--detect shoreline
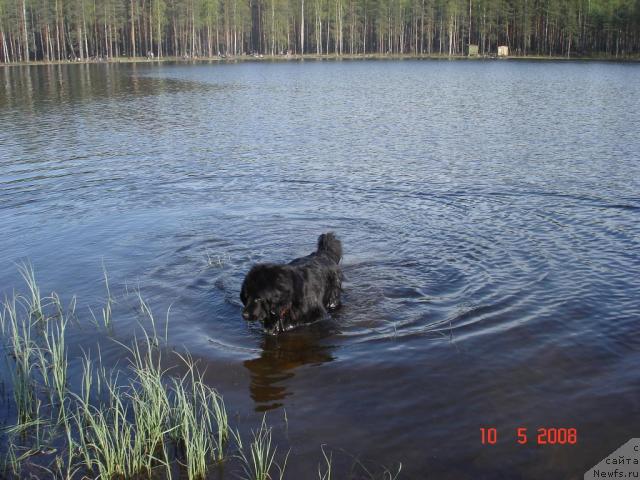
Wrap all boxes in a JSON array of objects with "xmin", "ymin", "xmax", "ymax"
[{"xmin": 2, "ymin": 52, "xmax": 640, "ymax": 67}]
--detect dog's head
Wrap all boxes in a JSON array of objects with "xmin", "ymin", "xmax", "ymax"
[{"xmin": 240, "ymin": 264, "xmax": 299, "ymax": 333}]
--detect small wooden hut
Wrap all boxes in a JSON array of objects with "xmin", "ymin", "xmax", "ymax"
[{"xmin": 498, "ymin": 45, "xmax": 509, "ymax": 57}]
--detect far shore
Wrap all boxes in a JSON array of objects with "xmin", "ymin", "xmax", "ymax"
[{"xmin": 2, "ymin": 52, "xmax": 639, "ymax": 67}]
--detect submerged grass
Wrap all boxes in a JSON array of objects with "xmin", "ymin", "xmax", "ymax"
[{"xmin": 0, "ymin": 264, "xmax": 399, "ymax": 479}]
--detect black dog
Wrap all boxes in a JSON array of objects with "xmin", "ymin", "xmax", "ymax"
[{"xmin": 240, "ymin": 233, "xmax": 343, "ymax": 334}]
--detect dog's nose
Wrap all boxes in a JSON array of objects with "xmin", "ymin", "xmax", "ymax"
[{"xmin": 242, "ymin": 310, "xmax": 250, "ymax": 320}]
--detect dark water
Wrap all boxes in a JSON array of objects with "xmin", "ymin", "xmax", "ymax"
[{"xmin": 1, "ymin": 60, "xmax": 639, "ymax": 479}]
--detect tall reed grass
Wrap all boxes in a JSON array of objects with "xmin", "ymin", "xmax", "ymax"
[
  {"xmin": 0, "ymin": 265, "xmax": 234, "ymax": 479},
  {"xmin": 0, "ymin": 264, "xmax": 398, "ymax": 479}
]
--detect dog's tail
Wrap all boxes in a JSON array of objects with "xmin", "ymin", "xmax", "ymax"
[{"xmin": 317, "ymin": 232, "xmax": 342, "ymax": 263}]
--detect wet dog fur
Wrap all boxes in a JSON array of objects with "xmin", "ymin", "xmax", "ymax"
[{"xmin": 240, "ymin": 233, "xmax": 343, "ymax": 333}]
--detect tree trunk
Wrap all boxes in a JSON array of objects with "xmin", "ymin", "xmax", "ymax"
[
  {"xmin": 131, "ymin": 0, "xmax": 136, "ymax": 57},
  {"xmin": 448, "ymin": 15, "xmax": 453, "ymax": 55},
  {"xmin": 1, "ymin": 31, "xmax": 9, "ymax": 62},
  {"xmin": 19, "ymin": 0, "xmax": 29, "ymax": 61},
  {"xmin": 301, "ymin": 0, "xmax": 304, "ymax": 54},
  {"xmin": 82, "ymin": 2, "xmax": 89, "ymax": 59},
  {"xmin": 363, "ymin": 8, "xmax": 366, "ymax": 54}
]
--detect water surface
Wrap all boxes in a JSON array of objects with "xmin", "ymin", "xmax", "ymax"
[{"xmin": 1, "ymin": 59, "xmax": 639, "ymax": 479}]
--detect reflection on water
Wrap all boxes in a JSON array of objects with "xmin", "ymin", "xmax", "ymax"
[
  {"xmin": 0, "ymin": 63, "xmax": 229, "ymax": 111},
  {"xmin": 244, "ymin": 330, "xmax": 335, "ymax": 412}
]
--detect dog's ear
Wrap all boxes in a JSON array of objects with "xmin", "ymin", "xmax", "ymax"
[
  {"xmin": 271, "ymin": 270, "xmax": 293, "ymax": 306},
  {"xmin": 240, "ymin": 264, "xmax": 267, "ymax": 305},
  {"xmin": 240, "ymin": 279, "xmax": 248, "ymax": 305},
  {"xmin": 269, "ymin": 269, "xmax": 303, "ymax": 319},
  {"xmin": 328, "ymin": 269, "xmax": 341, "ymax": 291},
  {"xmin": 325, "ymin": 268, "xmax": 343, "ymax": 308},
  {"xmin": 284, "ymin": 269, "xmax": 305, "ymax": 320},
  {"xmin": 291, "ymin": 269, "xmax": 304, "ymax": 304}
]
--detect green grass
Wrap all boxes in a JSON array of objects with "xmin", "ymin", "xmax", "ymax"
[
  {"xmin": 318, "ymin": 445, "xmax": 332, "ymax": 480},
  {"xmin": 5, "ymin": 293, "xmax": 39, "ymax": 426},
  {"xmin": 16, "ymin": 262, "xmax": 43, "ymax": 322},
  {"xmin": 0, "ymin": 264, "xmax": 400, "ymax": 479},
  {"xmin": 0, "ymin": 265, "xmax": 246, "ymax": 479},
  {"xmin": 236, "ymin": 415, "xmax": 288, "ymax": 480}
]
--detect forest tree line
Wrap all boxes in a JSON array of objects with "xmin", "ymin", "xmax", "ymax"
[{"xmin": 1, "ymin": 0, "xmax": 639, "ymax": 63}]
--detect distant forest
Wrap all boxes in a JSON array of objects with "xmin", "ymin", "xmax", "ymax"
[{"xmin": 1, "ymin": 0, "xmax": 639, "ymax": 63}]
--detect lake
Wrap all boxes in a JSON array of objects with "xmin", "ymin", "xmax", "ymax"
[{"xmin": 1, "ymin": 59, "xmax": 639, "ymax": 479}]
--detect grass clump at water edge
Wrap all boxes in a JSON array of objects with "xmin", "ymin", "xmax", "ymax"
[
  {"xmin": 0, "ymin": 263, "xmax": 238, "ymax": 479},
  {"xmin": 0, "ymin": 262, "xmax": 401, "ymax": 479}
]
